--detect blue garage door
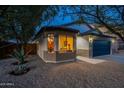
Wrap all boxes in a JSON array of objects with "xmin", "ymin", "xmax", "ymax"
[{"xmin": 92, "ymin": 40, "xmax": 111, "ymax": 57}]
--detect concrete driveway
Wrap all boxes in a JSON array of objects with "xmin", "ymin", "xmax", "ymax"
[
  {"xmin": 77, "ymin": 56, "xmax": 107, "ymax": 64},
  {"xmin": 95, "ymin": 54, "xmax": 124, "ymax": 64}
]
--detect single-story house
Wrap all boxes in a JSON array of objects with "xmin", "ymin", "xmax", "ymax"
[
  {"xmin": 35, "ymin": 26, "xmax": 118, "ymax": 63},
  {"xmin": 36, "ymin": 26, "xmax": 79, "ymax": 63}
]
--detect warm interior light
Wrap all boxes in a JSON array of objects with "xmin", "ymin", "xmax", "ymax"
[
  {"xmin": 59, "ymin": 35, "xmax": 74, "ymax": 52},
  {"xmin": 48, "ymin": 34, "xmax": 54, "ymax": 53}
]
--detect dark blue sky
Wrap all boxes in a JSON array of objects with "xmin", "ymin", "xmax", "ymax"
[
  {"xmin": 35, "ymin": 6, "xmax": 119, "ymax": 33},
  {"xmin": 36, "ymin": 13, "xmax": 89, "ymax": 33}
]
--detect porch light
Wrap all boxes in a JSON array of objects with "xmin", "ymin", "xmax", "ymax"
[
  {"xmin": 89, "ymin": 36, "xmax": 93, "ymax": 43},
  {"xmin": 111, "ymin": 38, "xmax": 115, "ymax": 43}
]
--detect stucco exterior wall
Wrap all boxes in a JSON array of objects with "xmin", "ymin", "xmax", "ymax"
[
  {"xmin": 56, "ymin": 51, "xmax": 76, "ymax": 62},
  {"xmin": 77, "ymin": 36, "xmax": 89, "ymax": 50},
  {"xmin": 37, "ymin": 34, "xmax": 46, "ymax": 59},
  {"xmin": 111, "ymin": 39, "xmax": 119, "ymax": 54},
  {"xmin": 76, "ymin": 36, "xmax": 90, "ymax": 57},
  {"xmin": 77, "ymin": 49, "xmax": 90, "ymax": 57},
  {"xmin": 43, "ymin": 51, "xmax": 57, "ymax": 63},
  {"xmin": 43, "ymin": 51, "xmax": 76, "ymax": 63}
]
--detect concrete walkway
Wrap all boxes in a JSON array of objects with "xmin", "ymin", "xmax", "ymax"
[
  {"xmin": 76, "ymin": 56, "xmax": 107, "ymax": 64},
  {"xmin": 95, "ymin": 54, "xmax": 124, "ymax": 64}
]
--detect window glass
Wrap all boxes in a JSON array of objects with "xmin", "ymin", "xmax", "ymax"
[
  {"xmin": 59, "ymin": 35, "xmax": 67, "ymax": 52},
  {"xmin": 59, "ymin": 35, "xmax": 74, "ymax": 52},
  {"xmin": 48, "ymin": 34, "xmax": 54, "ymax": 53},
  {"xmin": 67, "ymin": 36, "xmax": 73, "ymax": 52}
]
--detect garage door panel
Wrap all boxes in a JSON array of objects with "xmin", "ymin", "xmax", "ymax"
[{"xmin": 93, "ymin": 40, "xmax": 111, "ymax": 57}]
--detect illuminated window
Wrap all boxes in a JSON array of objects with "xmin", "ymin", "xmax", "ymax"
[
  {"xmin": 48, "ymin": 34, "xmax": 54, "ymax": 53},
  {"xmin": 59, "ymin": 35, "xmax": 74, "ymax": 52},
  {"xmin": 67, "ymin": 36, "xmax": 73, "ymax": 51}
]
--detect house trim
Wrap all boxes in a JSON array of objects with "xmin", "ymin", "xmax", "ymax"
[{"xmin": 41, "ymin": 58, "xmax": 76, "ymax": 63}]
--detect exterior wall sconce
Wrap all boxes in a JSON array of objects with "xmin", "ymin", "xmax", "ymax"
[
  {"xmin": 111, "ymin": 38, "xmax": 115, "ymax": 43},
  {"xmin": 89, "ymin": 35, "xmax": 93, "ymax": 43}
]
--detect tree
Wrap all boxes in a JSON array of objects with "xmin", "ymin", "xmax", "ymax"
[
  {"xmin": 63, "ymin": 5, "xmax": 124, "ymax": 42},
  {"xmin": 0, "ymin": 5, "xmax": 59, "ymax": 45},
  {"xmin": 0, "ymin": 6, "xmax": 59, "ymax": 75}
]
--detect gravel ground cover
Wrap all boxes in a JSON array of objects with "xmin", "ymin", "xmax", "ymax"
[{"xmin": 0, "ymin": 55, "xmax": 124, "ymax": 88}]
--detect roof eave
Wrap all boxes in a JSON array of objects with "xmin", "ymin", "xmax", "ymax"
[{"xmin": 79, "ymin": 33, "xmax": 115, "ymax": 38}]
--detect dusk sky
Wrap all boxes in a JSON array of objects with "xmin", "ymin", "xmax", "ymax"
[{"xmin": 36, "ymin": 8, "xmax": 90, "ymax": 33}]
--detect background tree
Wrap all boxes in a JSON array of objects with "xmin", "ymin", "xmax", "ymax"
[
  {"xmin": 0, "ymin": 5, "xmax": 59, "ymax": 74},
  {"xmin": 0, "ymin": 5, "xmax": 58, "ymax": 46},
  {"xmin": 63, "ymin": 5, "xmax": 124, "ymax": 42}
]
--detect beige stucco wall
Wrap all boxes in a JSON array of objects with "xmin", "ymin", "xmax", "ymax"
[
  {"xmin": 76, "ymin": 36, "xmax": 90, "ymax": 57},
  {"xmin": 37, "ymin": 34, "xmax": 46, "ymax": 59},
  {"xmin": 111, "ymin": 39, "xmax": 119, "ymax": 54},
  {"xmin": 77, "ymin": 36, "xmax": 89, "ymax": 50}
]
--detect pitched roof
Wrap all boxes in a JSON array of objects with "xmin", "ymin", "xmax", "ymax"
[
  {"xmin": 40, "ymin": 26, "xmax": 79, "ymax": 33},
  {"xmin": 79, "ymin": 29, "xmax": 115, "ymax": 38},
  {"xmin": 34, "ymin": 26, "xmax": 79, "ymax": 40}
]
